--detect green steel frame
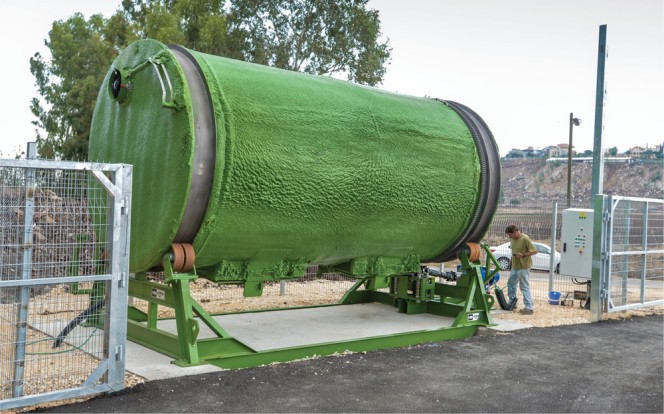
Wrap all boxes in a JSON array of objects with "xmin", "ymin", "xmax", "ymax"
[{"xmin": 125, "ymin": 248, "xmax": 496, "ymax": 369}]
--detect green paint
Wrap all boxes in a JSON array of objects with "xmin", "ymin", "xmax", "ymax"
[
  {"xmin": 125, "ymin": 245, "xmax": 494, "ymax": 369},
  {"xmin": 89, "ymin": 40, "xmax": 194, "ymax": 272},
  {"xmin": 89, "ymin": 39, "xmax": 487, "ymax": 277}
]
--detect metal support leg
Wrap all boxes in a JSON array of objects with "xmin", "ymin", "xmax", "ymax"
[
  {"xmin": 162, "ymin": 257, "xmax": 201, "ymax": 366},
  {"xmin": 452, "ymin": 250, "xmax": 494, "ymax": 327}
]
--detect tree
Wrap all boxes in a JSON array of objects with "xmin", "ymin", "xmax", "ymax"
[
  {"xmin": 31, "ymin": 0, "xmax": 391, "ymax": 160},
  {"xmin": 30, "ymin": 13, "xmax": 136, "ymax": 160},
  {"xmin": 227, "ymin": 0, "xmax": 391, "ymax": 85},
  {"xmin": 608, "ymin": 146, "xmax": 618, "ymax": 156}
]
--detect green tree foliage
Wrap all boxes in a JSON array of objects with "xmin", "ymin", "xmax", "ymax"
[
  {"xmin": 227, "ymin": 0, "xmax": 391, "ymax": 85},
  {"xmin": 30, "ymin": 13, "xmax": 136, "ymax": 160},
  {"xmin": 608, "ymin": 146, "xmax": 618, "ymax": 156},
  {"xmin": 31, "ymin": 0, "xmax": 391, "ymax": 160}
]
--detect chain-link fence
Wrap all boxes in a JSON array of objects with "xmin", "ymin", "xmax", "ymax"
[{"xmin": 0, "ymin": 154, "xmax": 131, "ymax": 411}]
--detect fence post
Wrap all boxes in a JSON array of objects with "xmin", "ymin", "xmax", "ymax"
[
  {"xmin": 591, "ymin": 194, "xmax": 607, "ymax": 322},
  {"xmin": 104, "ymin": 165, "xmax": 132, "ymax": 391},
  {"xmin": 12, "ymin": 142, "xmax": 37, "ymax": 398},
  {"xmin": 620, "ymin": 200, "xmax": 631, "ymax": 305},
  {"xmin": 548, "ymin": 202, "xmax": 558, "ymax": 293},
  {"xmin": 639, "ymin": 202, "xmax": 649, "ymax": 303}
]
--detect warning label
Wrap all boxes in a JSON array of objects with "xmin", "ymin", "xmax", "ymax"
[{"xmin": 151, "ymin": 288, "xmax": 165, "ymax": 300}]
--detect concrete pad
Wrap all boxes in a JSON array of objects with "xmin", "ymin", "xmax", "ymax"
[
  {"xmin": 156, "ymin": 302, "xmax": 456, "ymax": 351},
  {"xmin": 124, "ymin": 340, "xmax": 222, "ymax": 380},
  {"xmin": 486, "ymin": 318, "xmax": 532, "ymax": 332},
  {"xmin": 476, "ymin": 309, "xmax": 533, "ymax": 335},
  {"xmin": 31, "ymin": 320, "xmax": 222, "ymax": 380},
  {"xmin": 35, "ymin": 303, "xmax": 518, "ymax": 381}
]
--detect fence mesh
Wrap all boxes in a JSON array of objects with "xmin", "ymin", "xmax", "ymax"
[
  {"xmin": 126, "ymin": 196, "xmax": 661, "ymax": 320},
  {"xmin": 0, "ymin": 165, "xmax": 113, "ymax": 401},
  {"xmin": 127, "ymin": 199, "xmax": 591, "ymax": 317},
  {"xmin": 130, "ymin": 267, "xmax": 357, "ymax": 318},
  {"xmin": 607, "ymin": 198, "xmax": 664, "ymax": 309}
]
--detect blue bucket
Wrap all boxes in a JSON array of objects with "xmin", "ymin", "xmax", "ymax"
[{"xmin": 548, "ymin": 291, "xmax": 561, "ymax": 305}]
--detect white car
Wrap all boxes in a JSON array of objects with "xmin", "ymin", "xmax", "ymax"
[{"xmin": 489, "ymin": 242, "xmax": 560, "ymax": 273}]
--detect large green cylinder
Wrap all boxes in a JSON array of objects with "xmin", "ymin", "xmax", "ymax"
[{"xmin": 89, "ymin": 39, "xmax": 500, "ymax": 280}]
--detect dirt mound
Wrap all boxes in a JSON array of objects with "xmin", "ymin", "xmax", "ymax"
[{"xmin": 500, "ymin": 158, "xmax": 663, "ymax": 203}]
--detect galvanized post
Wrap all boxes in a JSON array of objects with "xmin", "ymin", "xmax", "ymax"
[
  {"xmin": 567, "ymin": 114, "xmax": 574, "ymax": 208},
  {"xmin": 620, "ymin": 200, "xmax": 631, "ymax": 305},
  {"xmin": 591, "ymin": 194, "xmax": 606, "ymax": 322},
  {"xmin": 104, "ymin": 165, "xmax": 132, "ymax": 391},
  {"xmin": 12, "ymin": 142, "xmax": 37, "ymax": 398},
  {"xmin": 591, "ymin": 25, "xmax": 607, "ymax": 206},
  {"xmin": 548, "ymin": 201, "xmax": 558, "ymax": 293},
  {"xmin": 280, "ymin": 280, "xmax": 286, "ymax": 296},
  {"xmin": 640, "ymin": 202, "xmax": 648, "ymax": 303}
]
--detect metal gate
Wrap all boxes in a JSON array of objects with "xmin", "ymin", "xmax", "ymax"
[
  {"xmin": 592, "ymin": 195, "xmax": 664, "ymax": 321},
  {"xmin": 0, "ymin": 150, "xmax": 131, "ymax": 410}
]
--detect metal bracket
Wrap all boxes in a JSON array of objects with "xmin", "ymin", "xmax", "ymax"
[
  {"xmin": 115, "ymin": 345, "xmax": 124, "ymax": 361},
  {"xmin": 148, "ymin": 58, "xmax": 176, "ymax": 108},
  {"xmin": 118, "ymin": 272, "xmax": 127, "ymax": 288}
]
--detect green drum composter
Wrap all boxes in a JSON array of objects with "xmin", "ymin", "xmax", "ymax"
[{"xmin": 88, "ymin": 39, "xmax": 503, "ymax": 368}]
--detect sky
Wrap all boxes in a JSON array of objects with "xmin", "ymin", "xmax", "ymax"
[{"xmin": 0, "ymin": 0, "xmax": 662, "ymax": 157}]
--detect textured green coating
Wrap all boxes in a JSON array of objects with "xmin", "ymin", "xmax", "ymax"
[
  {"xmin": 90, "ymin": 39, "xmax": 482, "ymax": 278},
  {"xmin": 90, "ymin": 40, "xmax": 194, "ymax": 272}
]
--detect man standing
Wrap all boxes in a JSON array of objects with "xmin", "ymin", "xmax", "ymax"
[{"xmin": 505, "ymin": 224, "xmax": 537, "ymax": 315}]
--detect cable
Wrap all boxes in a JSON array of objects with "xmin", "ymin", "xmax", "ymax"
[
  {"xmin": 26, "ymin": 328, "xmax": 99, "ymax": 355},
  {"xmin": 494, "ymin": 286, "xmax": 518, "ymax": 311},
  {"xmin": 52, "ymin": 300, "xmax": 105, "ymax": 348}
]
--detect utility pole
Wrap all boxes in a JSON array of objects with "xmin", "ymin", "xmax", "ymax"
[
  {"xmin": 591, "ymin": 24, "xmax": 608, "ymax": 204},
  {"xmin": 567, "ymin": 113, "xmax": 581, "ymax": 208}
]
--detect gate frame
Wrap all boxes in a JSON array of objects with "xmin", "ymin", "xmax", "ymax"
[
  {"xmin": 0, "ymin": 158, "xmax": 132, "ymax": 411},
  {"xmin": 591, "ymin": 194, "xmax": 664, "ymax": 322}
]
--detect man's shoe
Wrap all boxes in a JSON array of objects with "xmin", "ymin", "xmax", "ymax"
[{"xmin": 519, "ymin": 308, "xmax": 534, "ymax": 315}]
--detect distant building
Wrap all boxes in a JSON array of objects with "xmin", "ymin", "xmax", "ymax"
[
  {"xmin": 524, "ymin": 147, "xmax": 543, "ymax": 157},
  {"xmin": 548, "ymin": 143, "xmax": 572, "ymax": 158},
  {"xmin": 627, "ymin": 146, "xmax": 645, "ymax": 158},
  {"xmin": 506, "ymin": 148, "xmax": 526, "ymax": 158},
  {"xmin": 543, "ymin": 145, "xmax": 559, "ymax": 157},
  {"xmin": 546, "ymin": 157, "xmax": 632, "ymax": 164}
]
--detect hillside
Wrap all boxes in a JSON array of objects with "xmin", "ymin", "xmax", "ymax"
[{"xmin": 500, "ymin": 158, "xmax": 663, "ymax": 204}]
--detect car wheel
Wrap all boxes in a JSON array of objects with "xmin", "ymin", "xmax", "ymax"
[{"xmin": 497, "ymin": 256, "xmax": 511, "ymax": 270}]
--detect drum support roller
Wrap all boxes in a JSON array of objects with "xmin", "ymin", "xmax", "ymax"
[
  {"xmin": 124, "ymin": 243, "xmax": 498, "ymax": 369},
  {"xmin": 169, "ymin": 243, "xmax": 196, "ymax": 273}
]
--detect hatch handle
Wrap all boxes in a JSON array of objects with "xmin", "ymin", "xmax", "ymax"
[{"xmin": 148, "ymin": 58, "xmax": 177, "ymax": 108}]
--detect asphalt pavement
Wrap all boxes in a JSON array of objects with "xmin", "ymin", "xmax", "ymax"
[{"xmin": 35, "ymin": 314, "xmax": 663, "ymax": 413}]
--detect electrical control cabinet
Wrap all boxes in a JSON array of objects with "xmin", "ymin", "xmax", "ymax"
[{"xmin": 560, "ymin": 208, "xmax": 594, "ymax": 279}]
